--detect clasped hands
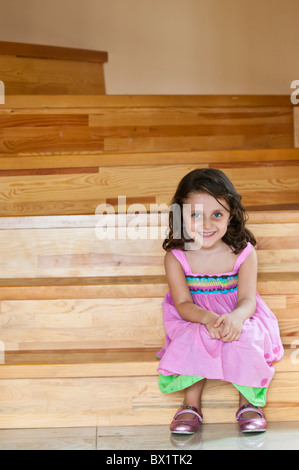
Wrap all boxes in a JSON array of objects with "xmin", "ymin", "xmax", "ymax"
[{"xmin": 205, "ymin": 312, "xmax": 243, "ymax": 343}]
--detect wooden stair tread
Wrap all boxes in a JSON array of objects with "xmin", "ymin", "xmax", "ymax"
[
  {"xmin": 0, "ymin": 275, "xmax": 166, "ymax": 287},
  {"xmin": 0, "ymin": 348, "xmax": 159, "ymax": 379},
  {"xmin": 246, "ymin": 203, "xmax": 299, "ymax": 212},
  {"xmin": 1, "ymin": 94, "xmax": 293, "ymax": 107},
  {"xmin": 3, "ymin": 346, "xmax": 294, "ymax": 366},
  {"xmin": 0, "ymin": 273, "xmax": 298, "ymax": 300},
  {"xmin": 0, "ymin": 347, "xmax": 293, "ymax": 380},
  {"xmin": 0, "ymin": 272, "xmax": 298, "ymax": 287},
  {"xmin": 0, "ymin": 41, "xmax": 108, "ymax": 64},
  {"xmin": 1, "ymin": 149, "xmax": 299, "ymax": 171},
  {"xmin": 0, "ymin": 174, "xmax": 298, "ymax": 216},
  {"xmin": 1, "ymin": 209, "xmax": 299, "ymax": 226},
  {"xmin": 4, "ymin": 348, "xmax": 157, "ymax": 365},
  {"xmin": 0, "ymin": 276, "xmax": 167, "ymax": 299}
]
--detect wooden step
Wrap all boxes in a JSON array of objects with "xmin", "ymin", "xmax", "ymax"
[
  {"xmin": 1, "ymin": 95, "xmax": 293, "ymax": 107},
  {"xmin": 0, "ymin": 349, "xmax": 159, "ymax": 379},
  {"xmin": 0, "ymin": 275, "xmax": 298, "ymax": 351},
  {"xmin": 0, "ymin": 162, "xmax": 298, "ymax": 216},
  {"xmin": 0, "ymin": 95, "xmax": 294, "ymax": 158},
  {"xmin": 0, "ymin": 161, "xmax": 298, "ymax": 216},
  {"xmin": 0, "ymin": 41, "xmax": 108, "ymax": 95},
  {"xmin": 0, "ymin": 213, "xmax": 298, "ymax": 279},
  {"xmin": 0, "ymin": 347, "xmax": 297, "ymax": 428},
  {"xmin": 1, "ymin": 149, "xmax": 299, "ymax": 172},
  {"xmin": 0, "ymin": 347, "xmax": 295, "ymax": 378},
  {"xmin": 0, "ymin": 272, "xmax": 298, "ymax": 299}
]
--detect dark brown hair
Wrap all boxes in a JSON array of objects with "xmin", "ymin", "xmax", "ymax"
[{"xmin": 163, "ymin": 168, "xmax": 256, "ymax": 254}]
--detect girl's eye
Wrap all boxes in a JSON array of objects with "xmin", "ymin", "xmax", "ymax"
[
  {"xmin": 213, "ymin": 212, "xmax": 223, "ymax": 218},
  {"xmin": 192, "ymin": 213, "xmax": 202, "ymax": 218}
]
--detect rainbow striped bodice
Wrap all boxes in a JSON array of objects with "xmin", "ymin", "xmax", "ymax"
[{"xmin": 186, "ymin": 274, "xmax": 238, "ymax": 295}]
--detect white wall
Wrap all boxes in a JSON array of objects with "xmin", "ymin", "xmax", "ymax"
[{"xmin": 0, "ymin": 0, "xmax": 298, "ymax": 94}]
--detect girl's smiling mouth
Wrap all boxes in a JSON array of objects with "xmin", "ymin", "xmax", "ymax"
[{"xmin": 201, "ymin": 231, "xmax": 216, "ymax": 238}]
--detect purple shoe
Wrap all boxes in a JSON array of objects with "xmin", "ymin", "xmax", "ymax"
[
  {"xmin": 170, "ymin": 404, "xmax": 203, "ymax": 434},
  {"xmin": 236, "ymin": 404, "xmax": 267, "ymax": 433}
]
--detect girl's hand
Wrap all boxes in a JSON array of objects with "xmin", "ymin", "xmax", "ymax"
[
  {"xmin": 205, "ymin": 316, "xmax": 224, "ymax": 340},
  {"xmin": 213, "ymin": 313, "xmax": 244, "ymax": 342}
]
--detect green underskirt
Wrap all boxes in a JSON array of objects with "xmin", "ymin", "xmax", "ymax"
[{"xmin": 158, "ymin": 373, "xmax": 267, "ymax": 407}]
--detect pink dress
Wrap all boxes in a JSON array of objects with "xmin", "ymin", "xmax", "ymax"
[{"xmin": 157, "ymin": 243, "xmax": 284, "ymax": 390}]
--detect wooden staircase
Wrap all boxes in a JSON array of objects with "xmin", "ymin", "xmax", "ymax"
[{"xmin": 0, "ymin": 92, "xmax": 298, "ymax": 428}]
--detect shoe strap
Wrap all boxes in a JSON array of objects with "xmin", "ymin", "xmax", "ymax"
[
  {"xmin": 236, "ymin": 404, "xmax": 264, "ymax": 420},
  {"xmin": 174, "ymin": 404, "xmax": 203, "ymax": 422}
]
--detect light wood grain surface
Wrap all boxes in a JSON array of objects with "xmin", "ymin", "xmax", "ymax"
[{"xmin": 0, "ymin": 93, "xmax": 298, "ymax": 429}]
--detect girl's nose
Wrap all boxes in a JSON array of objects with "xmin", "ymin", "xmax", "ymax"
[{"xmin": 203, "ymin": 216, "xmax": 212, "ymax": 230}]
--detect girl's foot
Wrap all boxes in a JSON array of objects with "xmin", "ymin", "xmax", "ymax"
[
  {"xmin": 236, "ymin": 404, "xmax": 267, "ymax": 433},
  {"xmin": 170, "ymin": 404, "xmax": 203, "ymax": 434}
]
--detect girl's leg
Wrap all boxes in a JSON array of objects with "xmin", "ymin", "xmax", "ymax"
[
  {"xmin": 238, "ymin": 392, "xmax": 264, "ymax": 419},
  {"xmin": 175, "ymin": 379, "xmax": 206, "ymax": 421}
]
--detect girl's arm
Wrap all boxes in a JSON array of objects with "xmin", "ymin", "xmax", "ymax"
[
  {"xmin": 164, "ymin": 252, "xmax": 219, "ymax": 327},
  {"xmin": 233, "ymin": 247, "xmax": 257, "ymax": 321},
  {"xmin": 214, "ymin": 248, "xmax": 258, "ymax": 341}
]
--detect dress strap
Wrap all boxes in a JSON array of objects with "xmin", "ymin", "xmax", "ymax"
[
  {"xmin": 233, "ymin": 242, "xmax": 254, "ymax": 272},
  {"xmin": 170, "ymin": 249, "xmax": 191, "ymax": 275}
]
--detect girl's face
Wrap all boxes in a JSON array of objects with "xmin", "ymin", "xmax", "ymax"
[{"xmin": 183, "ymin": 191, "xmax": 231, "ymax": 250}]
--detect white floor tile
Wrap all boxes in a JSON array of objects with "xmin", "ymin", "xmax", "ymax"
[{"xmin": 0, "ymin": 422, "xmax": 298, "ymax": 450}]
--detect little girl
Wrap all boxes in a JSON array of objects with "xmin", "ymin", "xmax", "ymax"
[{"xmin": 156, "ymin": 168, "xmax": 284, "ymax": 434}]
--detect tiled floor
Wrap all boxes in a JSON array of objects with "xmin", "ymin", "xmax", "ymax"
[{"xmin": 0, "ymin": 422, "xmax": 298, "ymax": 450}]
